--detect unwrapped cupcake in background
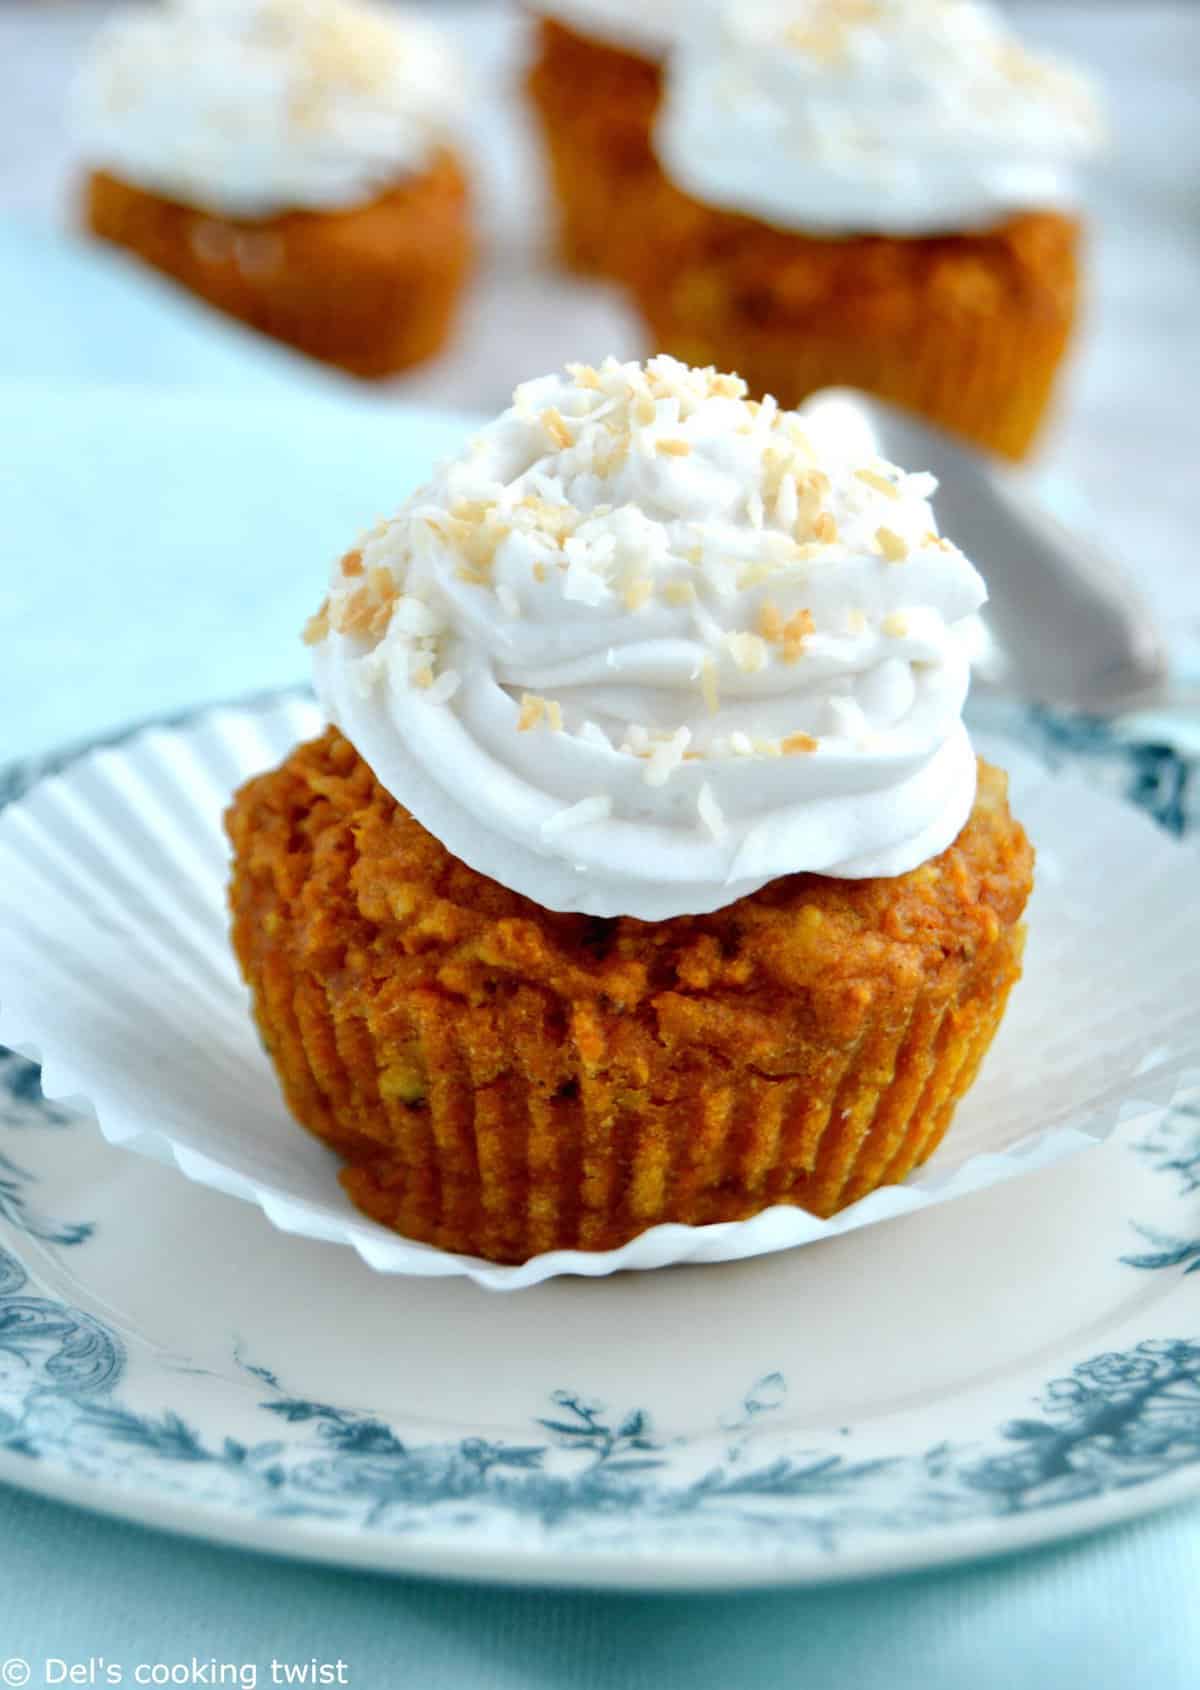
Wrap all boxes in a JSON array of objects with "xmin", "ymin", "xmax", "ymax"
[
  {"xmin": 76, "ymin": 0, "xmax": 472, "ymax": 377},
  {"xmin": 227, "ymin": 356, "xmax": 1034, "ymax": 1265},
  {"xmin": 630, "ymin": 0, "xmax": 1104, "ymax": 458},
  {"xmin": 524, "ymin": 0, "xmax": 685, "ymax": 278}
]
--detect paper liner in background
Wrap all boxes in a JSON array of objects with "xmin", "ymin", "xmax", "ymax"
[{"xmin": 0, "ymin": 692, "xmax": 1197, "ymax": 1291}]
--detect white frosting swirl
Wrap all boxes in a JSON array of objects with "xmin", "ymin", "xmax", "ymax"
[
  {"xmin": 654, "ymin": 0, "xmax": 1104, "ymax": 237},
  {"xmin": 312, "ymin": 357, "xmax": 987, "ymax": 919},
  {"xmin": 532, "ymin": 0, "xmax": 687, "ymax": 60},
  {"xmin": 76, "ymin": 0, "xmax": 461, "ymax": 217}
]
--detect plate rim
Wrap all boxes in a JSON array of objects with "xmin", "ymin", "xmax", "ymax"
[
  {"xmin": 3, "ymin": 1439, "xmax": 1200, "ymax": 1593},
  {"xmin": 2, "ymin": 690, "xmax": 1199, "ymax": 1590}
]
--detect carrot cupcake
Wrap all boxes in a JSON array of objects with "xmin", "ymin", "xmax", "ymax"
[
  {"xmin": 76, "ymin": 0, "xmax": 472, "ymax": 379},
  {"xmin": 631, "ymin": 0, "xmax": 1103, "ymax": 459},
  {"xmin": 227, "ymin": 356, "xmax": 1032, "ymax": 1264},
  {"xmin": 525, "ymin": 1, "xmax": 684, "ymax": 277}
]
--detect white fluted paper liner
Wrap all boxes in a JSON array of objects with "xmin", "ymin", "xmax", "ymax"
[{"xmin": 1, "ymin": 692, "xmax": 1197, "ymax": 1290}]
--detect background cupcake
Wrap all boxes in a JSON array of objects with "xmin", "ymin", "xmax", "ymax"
[
  {"xmin": 77, "ymin": 0, "xmax": 472, "ymax": 379},
  {"xmin": 630, "ymin": 0, "xmax": 1103, "ymax": 459},
  {"xmin": 524, "ymin": 0, "xmax": 685, "ymax": 278},
  {"xmin": 227, "ymin": 356, "xmax": 1033, "ymax": 1265}
]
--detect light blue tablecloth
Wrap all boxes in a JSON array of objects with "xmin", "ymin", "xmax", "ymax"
[{"xmin": 2, "ymin": 222, "xmax": 1198, "ymax": 1689}]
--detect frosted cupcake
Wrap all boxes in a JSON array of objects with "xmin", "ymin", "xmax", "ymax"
[
  {"xmin": 631, "ymin": 0, "xmax": 1103, "ymax": 459},
  {"xmin": 525, "ymin": 0, "xmax": 685, "ymax": 277},
  {"xmin": 227, "ymin": 356, "xmax": 1033, "ymax": 1264},
  {"xmin": 77, "ymin": 0, "xmax": 472, "ymax": 378}
]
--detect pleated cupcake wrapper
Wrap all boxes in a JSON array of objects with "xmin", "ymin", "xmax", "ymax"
[
  {"xmin": 526, "ymin": 25, "xmax": 660, "ymax": 281},
  {"xmin": 1, "ymin": 692, "xmax": 1198, "ymax": 1288},
  {"xmin": 86, "ymin": 157, "xmax": 473, "ymax": 381},
  {"xmin": 637, "ymin": 266, "xmax": 1075, "ymax": 461},
  {"xmin": 317, "ymin": 939, "xmax": 1021, "ymax": 1264},
  {"xmin": 531, "ymin": 102, "xmax": 643, "ymax": 279}
]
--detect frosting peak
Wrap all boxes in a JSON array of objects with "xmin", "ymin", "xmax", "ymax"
[
  {"xmin": 311, "ymin": 357, "xmax": 987, "ymax": 918},
  {"xmin": 77, "ymin": 0, "xmax": 460, "ymax": 217},
  {"xmin": 654, "ymin": 0, "xmax": 1104, "ymax": 236}
]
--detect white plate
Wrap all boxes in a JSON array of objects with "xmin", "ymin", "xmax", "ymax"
[
  {"xmin": 0, "ymin": 703, "xmax": 1199, "ymax": 1587},
  {"xmin": 2, "ymin": 694, "xmax": 1198, "ymax": 1287}
]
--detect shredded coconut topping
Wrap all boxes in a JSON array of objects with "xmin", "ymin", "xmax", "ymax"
[{"xmin": 311, "ymin": 355, "xmax": 988, "ymax": 918}]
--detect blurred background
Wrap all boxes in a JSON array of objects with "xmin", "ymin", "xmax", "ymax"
[{"xmin": 0, "ymin": 0, "xmax": 1197, "ymax": 760}]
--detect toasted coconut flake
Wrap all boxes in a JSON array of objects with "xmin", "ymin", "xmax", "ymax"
[
  {"xmin": 518, "ymin": 693, "xmax": 546, "ymax": 731},
  {"xmin": 567, "ymin": 363, "xmax": 601, "ymax": 389},
  {"xmin": 876, "ymin": 526, "xmax": 909, "ymax": 562},
  {"xmin": 546, "ymin": 699, "xmax": 564, "ymax": 732},
  {"xmin": 756, "ymin": 601, "xmax": 784, "ymax": 642},
  {"xmin": 656, "ymin": 438, "xmax": 691, "ymax": 457},
  {"xmin": 701, "ymin": 654, "xmax": 720, "ymax": 714},
  {"xmin": 541, "ymin": 795, "xmax": 612, "ymax": 837},
  {"xmin": 335, "ymin": 586, "xmax": 376, "ymax": 637},
  {"xmin": 813, "ymin": 511, "xmax": 839, "ymax": 543},
  {"xmin": 781, "ymin": 606, "xmax": 816, "ymax": 664},
  {"xmin": 412, "ymin": 665, "xmax": 434, "ymax": 690},
  {"xmin": 882, "ymin": 611, "xmax": 910, "ymax": 638},
  {"xmin": 726, "ymin": 631, "xmax": 768, "ymax": 673},
  {"xmin": 541, "ymin": 407, "xmax": 573, "ymax": 449},
  {"xmin": 782, "ymin": 732, "xmax": 819, "ymax": 755},
  {"xmin": 368, "ymin": 565, "xmax": 398, "ymax": 602},
  {"xmin": 663, "ymin": 579, "xmax": 696, "ymax": 606},
  {"xmin": 426, "ymin": 668, "xmax": 461, "ymax": 705},
  {"xmin": 339, "ymin": 548, "xmax": 364, "ymax": 577},
  {"xmin": 644, "ymin": 726, "xmax": 692, "ymax": 787},
  {"xmin": 593, "ymin": 433, "xmax": 631, "ymax": 478},
  {"xmin": 856, "ymin": 467, "xmax": 901, "ymax": 500},
  {"xmin": 302, "ymin": 599, "xmax": 331, "ymax": 645}
]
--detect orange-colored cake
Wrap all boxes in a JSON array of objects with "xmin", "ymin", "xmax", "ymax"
[
  {"xmin": 76, "ymin": 0, "xmax": 472, "ymax": 379},
  {"xmin": 226, "ymin": 354, "xmax": 1032, "ymax": 1264},
  {"xmin": 85, "ymin": 154, "xmax": 472, "ymax": 381},
  {"xmin": 526, "ymin": 16, "xmax": 664, "ymax": 279},
  {"xmin": 629, "ymin": 191, "xmax": 1081, "ymax": 462},
  {"xmin": 631, "ymin": 0, "xmax": 1102, "ymax": 457},
  {"xmin": 228, "ymin": 736, "xmax": 1029, "ymax": 1262}
]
